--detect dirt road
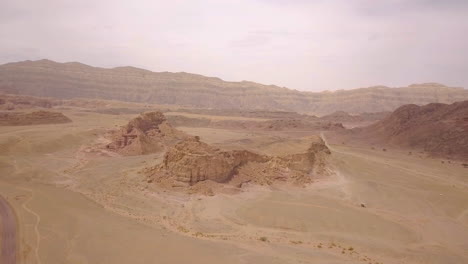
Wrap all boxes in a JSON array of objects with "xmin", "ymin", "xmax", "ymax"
[{"xmin": 0, "ymin": 195, "xmax": 16, "ymax": 264}]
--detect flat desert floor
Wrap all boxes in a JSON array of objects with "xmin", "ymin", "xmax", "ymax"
[{"xmin": 1, "ymin": 109, "xmax": 467, "ymax": 264}]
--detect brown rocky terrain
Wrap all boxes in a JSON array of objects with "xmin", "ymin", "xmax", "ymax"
[
  {"xmin": 147, "ymin": 135, "xmax": 331, "ymax": 193},
  {"xmin": 106, "ymin": 112, "xmax": 187, "ymax": 155},
  {"xmin": 173, "ymin": 109, "xmax": 318, "ymax": 119},
  {"xmin": 341, "ymin": 100, "xmax": 468, "ymax": 160},
  {"xmin": 1, "ymin": 60, "xmax": 467, "ymax": 114},
  {"xmin": 320, "ymin": 111, "xmax": 389, "ymax": 123},
  {"xmin": 0, "ymin": 93, "xmax": 54, "ymax": 110},
  {"xmin": 211, "ymin": 119, "xmax": 344, "ymax": 131},
  {"xmin": 2, "ymin": 98, "xmax": 468, "ymax": 264},
  {"xmin": 165, "ymin": 114, "xmax": 344, "ymax": 131},
  {"xmin": 0, "ymin": 110, "xmax": 72, "ymax": 126}
]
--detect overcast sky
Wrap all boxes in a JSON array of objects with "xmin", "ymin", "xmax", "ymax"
[{"xmin": 1, "ymin": 0, "xmax": 467, "ymax": 91}]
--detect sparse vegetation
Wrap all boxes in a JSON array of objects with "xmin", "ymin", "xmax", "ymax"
[
  {"xmin": 382, "ymin": 148, "xmax": 387, "ymax": 152},
  {"xmin": 177, "ymin": 226, "xmax": 189, "ymax": 233},
  {"xmin": 348, "ymin": 246, "xmax": 354, "ymax": 251},
  {"xmin": 290, "ymin": 240, "xmax": 303, "ymax": 245},
  {"xmin": 259, "ymin": 236, "xmax": 268, "ymax": 242},
  {"xmin": 194, "ymin": 232, "xmax": 204, "ymax": 237}
]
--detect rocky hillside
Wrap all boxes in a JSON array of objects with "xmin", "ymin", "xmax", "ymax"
[
  {"xmin": 353, "ymin": 101, "xmax": 468, "ymax": 160},
  {"xmin": 1, "ymin": 59, "xmax": 467, "ymax": 114}
]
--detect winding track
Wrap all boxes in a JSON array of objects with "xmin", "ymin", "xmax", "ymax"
[{"xmin": 0, "ymin": 195, "xmax": 16, "ymax": 264}]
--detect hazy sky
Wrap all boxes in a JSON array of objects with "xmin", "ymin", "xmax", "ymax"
[{"xmin": 1, "ymin": 0, "xmax": 467, "ymax": 91}]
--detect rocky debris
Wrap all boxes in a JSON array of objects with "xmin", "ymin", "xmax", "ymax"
[
  {"xmin": 106, "ymin": 112, "xmax": 188, "ymax": 155},
  {"xmin": 0, "ymin": 111, "xmax": 72, "ymax": 126},
  {"xmin": 147, "ymin": 135, "xmax": 332, "ymax": 193}
]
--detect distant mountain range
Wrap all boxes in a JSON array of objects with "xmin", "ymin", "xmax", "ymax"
[{"xmin": 1, "ymin": 59, "xmax": 467, "ymax": 114}]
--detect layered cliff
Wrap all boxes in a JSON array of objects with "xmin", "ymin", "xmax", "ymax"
[{"xmin": 1, "ymin": 59, "xmax": 467, "ymax": 114}]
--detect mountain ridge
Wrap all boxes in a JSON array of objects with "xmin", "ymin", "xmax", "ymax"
[
  {"xmin": 1, "ymin": 59, "xmax": 467, "ymax": 114},
  {"xmin": 351, "ymin": 101, "xmax": 468, "ymax": 160}
]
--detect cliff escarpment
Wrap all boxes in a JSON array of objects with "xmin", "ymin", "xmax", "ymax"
[{"xmin": 1, "ymin": 60, "xmax": 467, "ymax": 114}]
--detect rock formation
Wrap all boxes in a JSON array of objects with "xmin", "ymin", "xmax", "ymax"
[
  {"xmin": 0, "ymin": 111, "xmax": 72, "ymax": 126},
  {"xmin": 1, "ymin": 60, "xmax": 467, "ymax": 114},
  {"xmin": 106, "ymin": 112, "xmax": 187, "ymax": 155},
  {"xmin": 148, "ymin": 135, "xmax": 332, "ymax": 191}
]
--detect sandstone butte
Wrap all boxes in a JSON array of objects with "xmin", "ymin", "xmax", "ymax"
[
  {"xmin": 149, "ymin": 135, "xmax": 332, "ymax": 192},
  {"xmin": 106, "ymin": 112, "xmax": 188, "ymax": 155}
]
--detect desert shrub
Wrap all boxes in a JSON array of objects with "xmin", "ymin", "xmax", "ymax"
[
  {"xmin": 177, "ymin": 226, "xmax": 189, "ymax": 233},
  {"xmin": 259, "ymin": 236, "xmax": 268, "ymax": 242}
]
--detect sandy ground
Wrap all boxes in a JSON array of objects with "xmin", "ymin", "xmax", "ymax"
[
  {"xmin": 0, "ymin": 194, "xmax": 17, "ymax": 264},
  {"xmin": 0, "ymin": 109, "xmax": 467, "ymax": 264}
]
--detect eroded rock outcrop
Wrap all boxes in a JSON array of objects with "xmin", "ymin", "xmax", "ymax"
[
  {"xmin": 0, "ymin": 111, "xmax": 72, "ymax": 126},
  {"xmin": 148, "ymin": 135, "xmax": 332, "ymax": 191},
  {"xmin": 0, "ymin": 94, "xmax": 54, "ymax": 110},
  {"xmin": 106, "ymin": 112, "xmax": 187, "ymax": 155}
]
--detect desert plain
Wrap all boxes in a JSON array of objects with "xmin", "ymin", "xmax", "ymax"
[{"xmin": 0, "ymin": 101, "xmax": 467, "ymax": 264}]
